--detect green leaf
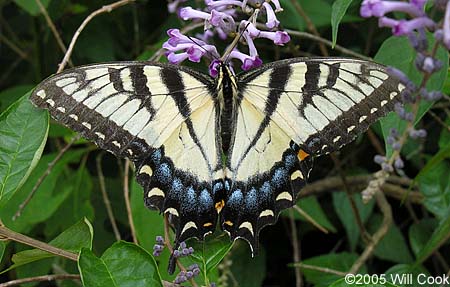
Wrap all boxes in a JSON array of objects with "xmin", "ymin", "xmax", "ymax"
[
  {"xmin": 0, "ymin": 241, "xmax": 5, "ymax": 262},
  {"xmin": 0, "ymin": 150, "xmax": 85, "ymax": 233},
  {"xmin": 385, "ymin": 264, "xmax": 429, "ymax": 287},
  {"xmin": 130, "ymin": 178, "xmax": 164, "ymax": 253},
  {"xmin": 417, "ymin": 161, "xmax": 450, "ymax": 219},
  {"xmin": 78, "ymin": 242, "xmax": 163, "ymax": 287},
  {"xmin": 1, "ymin": 218, "xmax": 93, "ymax": 273},
  {"xmin": 367, "ymin": 215, "xmax": 413, "ymax": 264},
  {"xmin": 0, "ymin": 94, "xmax": 49, "ymax": 208},
  {"xmin": 331, "ymin": 0, "xmax": 354, "ymax": 47},
  {"xmin": 438, "ymin": 118, "xmax": 450, "ymax": 149},
  {"xmin": 0, "ymin": 85, "xmax": 34, "ymax": 113},
  {"xmin": 375, "ymin": 35, "xmax": 449, "ymax": 157},
  {"xmin": 78, "ymin": 248, "xmax": 118, "ymax": 287},
  {"xmin": 13, "ymin": 0, "xmax": 52, "ymax": 16},
  {"xmin": 229, "ymin": 243, "xmax": 266, "ymax": 287},
  {"xmin": 284, "ymin": 197, "xmax": 337, "ymax": 232},
  {"xmin": 185, "ymin": 233, "xmax": 233, "ymax": 276},
  {"xmin": 332, "ymin": 192, "xmax": 375, "ymax": 250},
  {"xmin": 415, "ymin": 141, "xmax": 450, "ymax": 185},
  {"xmin": 15, "ymin": 258, "xmax": 53, "ymax": 287},
  {"xmin": 302, "ymin": 252, "xmax": 366, "ymax": 287},
  {"xmin": 44, "ymin": 165, "xmax": 94, "ymax": 238},
  {"xmin": 408, "ymin": 218, "xmax": 438, "ymax": 258},
  {"xmin": 415, "ymin": 209, "xmax": 450, "ymax": 265}
]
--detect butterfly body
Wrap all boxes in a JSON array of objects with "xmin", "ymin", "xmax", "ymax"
[{"xmin": 30, "ymin": 58, "xmax": 405, "ymax": 256}]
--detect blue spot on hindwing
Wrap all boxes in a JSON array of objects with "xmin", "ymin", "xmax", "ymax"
[
  {"xmin": 155, "ymin": 163, "xmax": 172, "ymax": 184},
  {"xmin": 228, "ymin": 189, "xmax": 243, "ymax": 208},
  {"xmin": 171, "ymin": 177, "xmax": 183, "ymax": 193},
  {"xmin": 181, "ymin": 186, "xmax": 197, "ymax": 212},
  {"xmin": 199, "ymin": 189, "xmax": 213, "ymax": 210},
  {"xmin": 224, "ymin": 180, "xmax": 231, "ymax": 191},
  {"xmin": 260, "ymin": 182, "xmax": 272, "ymax": 196},
  {"xmin": 245, "ymin": 188, "xmax": 257, "ymax": 211},
  {"xmin": 151, "ymin": 149, "xmax": 162, "ymax": 164},
  {"xmin": 213, "ymin": 182, "xmax": 223, "ymax": 195},
  {"xmin": 271, "ymin": 168, "xmax": 287, "ymax": 188},
  {"xmin": 284, "ymin": 154, "xmax": 296, "ymax": 168}
]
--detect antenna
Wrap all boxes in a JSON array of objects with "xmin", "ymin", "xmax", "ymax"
[
  {"xmin": 186, "ymin": 35, "xmax": 219, "ymax": 60},
  {"xmin": 221, "ymin": 9, "xmax": 259, "ymax": 63}
]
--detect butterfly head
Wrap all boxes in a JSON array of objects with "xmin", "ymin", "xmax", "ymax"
[{"xmin": 215, "ymin": 61, "xmax": 237, "ymax": 93}]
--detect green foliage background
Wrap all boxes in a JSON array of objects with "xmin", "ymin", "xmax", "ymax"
[{"xmin": 0, "ymin": 0, "xmax": 449, "ymax": 286}]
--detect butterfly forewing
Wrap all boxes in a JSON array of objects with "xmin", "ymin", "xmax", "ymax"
[{"xmin": 30, "ymin": 62, "xmax": 224, "ymax": 244}]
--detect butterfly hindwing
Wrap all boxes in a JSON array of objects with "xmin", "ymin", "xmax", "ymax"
[
  {"xmin": 30, "ymin": 62, "xmax": 223, "ymax": 243},
  {"xmin": 220, "ymin": 58, "xmax": 405, "ymax": 250}
]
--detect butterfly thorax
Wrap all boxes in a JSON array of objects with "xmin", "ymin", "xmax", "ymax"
[{"xmin": 217, "ymin": 63, "xmax": 237, "ymax": 153}]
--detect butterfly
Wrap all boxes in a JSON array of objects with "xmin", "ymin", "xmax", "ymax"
[{"xmin": 30, "ymin": 57, "xmax": 404, "ymax": 259}]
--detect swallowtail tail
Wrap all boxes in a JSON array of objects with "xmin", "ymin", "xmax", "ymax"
[{"xmin": 31, "ymin": 58, "xmax": 404, "ymax": 255}]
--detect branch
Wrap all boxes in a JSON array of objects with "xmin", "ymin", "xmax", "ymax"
[
  {"xmin": 13, "ymin": 136, "xmax": 79, "ymax": 220},
  {"xmin": 57, "ymin": 0, "xmax": 136, "ymax": 73},
  {"xmin": 163, "ymin": 215, "xmax": 198, "ymax": 287},
  {"xmin": 123, "ymin": 159, "xmax": 138, "ymax": 244},
  {"xmin": 292, "ymin": 263, "xmax": 346, "ymax": 276},
  {"xmin": 289, "ymin": 209, "xmax": 303, "ymax": 287},
  {"xmin": 288, "ymin": 0, "xmax": 328, "ymax": 56},
  {"xmin": 0, "ymin": 225, "xmax": 78, "ymax": 261},
  {"xmin": 96, "ymin": 153, "xmax": 121, "ymax": 241},
  {"xmin": 0, "ymin": 274, "xmax": 80, "ymax": 287},
  {"xmin": 349, "ymin": 190, "xmax": 392, "ymax": 273},
  {"xmin": 35, "ymin": 0, "xmax": 73, "ymax": 67},
  {"xmin": 292, "ymin": 205, "xmax": 328, "ymax": 234},
  {"xmin": 283, "ymin": 28, "xmax": 372, "ymax": 60},
  {"xmin": 298, "ymin": 175, "xmax": 423, "ymax": 204},
  {"xmin": 331, "ymin": 154, "xmax": 370, "ymax": 244},
  {"xmin": 0, "ymin": 34, "xmax": 28, "ymax": 59}
]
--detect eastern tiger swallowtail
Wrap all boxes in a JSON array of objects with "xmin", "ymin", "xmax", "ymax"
[{"xmin": 30, "ymin": 58, "xmax": 404, "ymax": 261}]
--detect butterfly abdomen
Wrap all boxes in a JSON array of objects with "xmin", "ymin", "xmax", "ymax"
[{"xmin": 218, "ymin": 64, "xmax": 237, "ymax": 153}]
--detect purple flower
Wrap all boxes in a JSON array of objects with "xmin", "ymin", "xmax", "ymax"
[
  {"xmin": 443, "ymin": 1, "xmax": 450, "ymax": 49},
  {"xmin": 168, "ymin": 0, "xmax": 187, "ymax": 13},
  {"xmin": 263, "ymin": 2, "xmax": 280, "ymax": 29},
  {"xmin": 262, "ymin": 31, "xmax": 290, "ymax": 45},
  {"xmin": 244, "ymin": 21, "xmax": 290, "ymax": 45},
  {"xmin": 179, "ymin": 6, "xmax": 210, "ymax": 21},
  {"xmin": 230, "ymin": 50, "xmax": 262, "ymax": 70},
  {"xmin": 210, "ymin": 9, "xmax": 236, "ymax": 32},
  {"xmin": 205, "ymin": 0, "xmax": 243, "ymax": 9},
  {"xmin": 163, "ymin": 29, "xmax": 219, "ymax": 65},
  {"xmin": 379, "ymin": 17, "xmax": 435, "ymax": 36},
  {"xmin": 271, "ymin": 0, "xmax": 283, "ymax": 12},
  {"xmin": 209, "ymin": 59, "xmax": 221, "ymax": 77},
  {"xmin": 360, "ymin": 0, "xmax": 424, "ymax": 18}
]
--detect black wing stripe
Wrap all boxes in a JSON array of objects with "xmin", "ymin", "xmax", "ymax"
[
  {"xmin": 302, "ymin": 62, "xmax": 320, "ymax": 93},
  {"xmin": 130, "ymin": 65, "xmax": 151, "ymax": 97},
  {"xmin": 109, "ymin": 67, "xmax": 125, "ymax": 92},
  {"xmin": 235, "ymin": 65, "xmax": 292, "ymax": 167},
  {"xmin": 160, "ymin": 67, "xmax": 214, "ymax": 175}
]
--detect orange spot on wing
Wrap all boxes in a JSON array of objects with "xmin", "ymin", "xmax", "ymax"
[
  {"xmin": 298, "ymin": 149, "xmax": 310, "ymax": 161},
  {"xmin": 224, "ymin": 220, "xmax": 233, "ymax": 226},
  {"xmin": 215, "ymin": 199, "xmax": 225, "ymax": 214}
]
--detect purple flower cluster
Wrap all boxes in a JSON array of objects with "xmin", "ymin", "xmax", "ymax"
[
  {"xmin": 172, "ymin": 241, "xmax": 194, "ymax": 258},
  {"xmin": 360, "ymin": 0, "xmax": 450, "ymax": 48},
  {"xmin": 163, "ymin": 0, "xmax": 290, "ymax": 76},
  {"xmin": 174, "ymin": 264, "xmax": 201, "ymax": 284},
  {"xmin": 152, "ymin": 235, "xmax": 165, "ymax": 257},
  {"xmin": 360, "ymin": 0, "xmax": 449, "ymax": 173}
]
